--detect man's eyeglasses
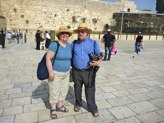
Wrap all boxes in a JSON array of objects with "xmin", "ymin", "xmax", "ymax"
[{"xmin": 78, "ymin": 30, "xmax": 87, "ymax": 33}]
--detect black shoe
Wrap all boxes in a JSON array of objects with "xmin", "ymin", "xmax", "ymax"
[{"xmin": 102, "ymin": 59, "xmax": 106, "ymax": 61}]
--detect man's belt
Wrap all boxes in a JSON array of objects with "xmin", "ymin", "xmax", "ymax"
[{"xmin": 73, "ymin": 67, "xmax": 93, "ymax": 72}]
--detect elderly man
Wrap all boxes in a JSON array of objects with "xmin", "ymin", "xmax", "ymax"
[{"xmin": 71, "ymin": 23, "xmax": 102, "ymax": 117}]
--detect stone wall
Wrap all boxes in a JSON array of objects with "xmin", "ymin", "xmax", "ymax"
[
  {"xmin": 0, "ymin": 0, "xmax": 6, "ymax": 30},
  {"xmin": 0, "ymin": 0, "xmax": 136, "ymax": 31}
]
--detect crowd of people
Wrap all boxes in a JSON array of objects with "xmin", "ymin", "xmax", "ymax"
[{"xmin": 0, "ymin": 29, "xmax": 28, "ymax": 49}]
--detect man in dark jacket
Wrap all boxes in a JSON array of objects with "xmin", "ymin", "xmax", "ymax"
[
  {"xmin": 135, "ymin": 32, "xmax": 143, "ymax": 54},
  {"xmin": 0, "ymin": 30, "xmax": 6, "ymax": 49},
  {"xmin": 101, "ymin": 29, "xmax": 115, "ymax": 61},
  {"xmin": 35, "ymin": 30, "xmax": 41, "ymax": 50}
]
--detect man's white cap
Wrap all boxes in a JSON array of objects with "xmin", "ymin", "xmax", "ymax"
[
  {"xmin": 139, "ymin": 32, "xmax": 141, "ymax": 33},
  {"xmin": 108, "ymin": 29, "xmax": 111, "ymax": 32}
]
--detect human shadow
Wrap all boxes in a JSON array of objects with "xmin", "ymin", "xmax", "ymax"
[
  {"xmin": 66, "ymin": 85, "xmax": 88, "ymax": 111},
  {"xmin": 32, "ymin": 81, "xmax": 88, "ymax": 111},
  {"xmin": 32, "ymin": 81, "xmax": 50, "ymax": 109}
]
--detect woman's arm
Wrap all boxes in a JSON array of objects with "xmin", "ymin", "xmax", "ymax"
[{"xmin": 46, "ymin": 50, "xmax": 55, "ymax": 81}]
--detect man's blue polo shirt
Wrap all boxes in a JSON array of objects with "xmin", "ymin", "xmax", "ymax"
[{"xmin": 71, "ymin": 38, "xmax": 101, "ymax": 69}]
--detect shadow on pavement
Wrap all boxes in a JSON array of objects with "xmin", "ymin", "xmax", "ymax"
[{"xmin": 32, "ymin": 81, "xmax": 88, "ymax": 111}]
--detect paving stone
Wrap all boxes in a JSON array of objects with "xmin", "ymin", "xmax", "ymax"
[
  {"xmin": 31, "ymin": 94, "xmax": 49, "ymax": 103},
  {"xmin": 128, "ymin": 93, "xmax": 151, "ymax": 102},
  {"xmin": 133, "ymin": 82, "xmax": 149, "ymax": 87},
  {"xmin": 145, "ymin": 85, "xmax": 164, "ymax": 91},
  {"xmin": 15, "ymin": 112, "xmax": 38, "ymax": 123},
  {"xmin": 150, "ymin": 98, "xmax": 164, "ymax": 108},
  {"xmin": 0, "ymin": 89, "xmax": 6, "ymax": 95},
  {"xmin": 128, "ymin": 101, "xmax": 159, "ymax": 114},
  {"xmin": 136, "ymin": 112, "xmax": 164, "ymax": 123},
  {"xmin": 0, "ymin": 115, "xmax": 15, "ymax": 123},
  {"xmin": 24, "ymin": 103, "xmax": 46, "ymax": 112},
  {"xmin": 112, "ymin": 83, "xmax": 138, "ymax": 91},
  {"xmin": 127, "ymin": 88, "xmax": 150, "ymax": 95},
  {"xmin": 35, "ymin": 89, "xmax": 49, "ymax": 95},
  {"xmin": 0, "ymin": 79, "xmax": 12, "ymax": 86},
  {"xmin": 23, "ymin": 86, "xmax": 44, "ymax": 92},
  {"xmin": 0, "ymin": 108, "xmax": 3, "ymax": 116},
  {"xmin": 9, "ymin": 92, "xmax": 32, "ymax": 99},
  {"xmin": 98, "ymin": 99, "xmax": 113, "ymax": 107},
  {"xmin": 158, "ymin": 84, "xmax": 164, "ymax": 89},
  {"xmin": 12, "ymin": 97, "xmax": 31, "ymax": 106},
  {"xmin": 74, "ymin": 109, "xmax": 116, "ymax": 123},
  {"xmin": 108, "ymin": 106, "xmax": 137, "ymax": 119},
  {"xmin": 143, "ymin": 81, "xmax": 161, "ymax": 86},
  {"xmin": 0, "ymin": 84, "xmax": 14, "ymax": 89},
  {"xmin": 0, "ymin": 99, "xmax": 12, "ymax": 109},
  {"xmin": 100, "ymin": 86, "xmax": 117, "ymax": 93},
  {"xmin": 145, "ymin": 90, "xmax": 164, "ymax": 98},
  {"xmin": 40, "ymin": 116, "xmax": 76, "ymax": 123},
  {"xmin": 115, "ymin": 117, "xmax": 142, "ymax": 123},
  {"xmin": 96, "ymin": 92, "xmax": 115, "ymax": 100},
  {"xmin": 107, "ymin": 96, "xmax": 133, "ymax": 106},
  {"xmin": 0, "ymin": 94, "xmax": 8, "ymax": 101},
  {"xmin": 14, "ymin": 82, "xmax": 32, "ymax": 88},
  {"xmin": 157, "ymin": 109, "xmax": 164, "ymax": 117},
  {"xmin": 95, "ymin": 87, "xmax": 104, "ymax": 94},
  {"xmin": 112, "ymin": 90, "xmax": 130, "ymax": 97},
  {"xmin": 3, "ymin": 106, "xmax": 22, "ymax": 116},
  {"xmin": 6, "ymin": 88, "xmax": 22, "ymax": 94},
  {"xmin": 37, "ymin": 109, "xmax": 51, "ymax": 122}
]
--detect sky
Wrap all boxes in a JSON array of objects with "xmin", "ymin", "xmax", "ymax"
[{"xmin": 101, "ymin": 0, "xmax": 156, "ymax": 11}]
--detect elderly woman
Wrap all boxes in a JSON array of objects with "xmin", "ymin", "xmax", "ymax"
[{"xmin": 46, "ymin": 27, "xmax": 72, "ymax": 119}]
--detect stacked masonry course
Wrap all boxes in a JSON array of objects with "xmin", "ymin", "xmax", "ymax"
[{"xmin": 0, "ymin": 0, "xmax": 136, "ymax": 31}]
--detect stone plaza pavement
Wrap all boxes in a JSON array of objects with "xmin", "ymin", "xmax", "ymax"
[{"xmin": 0, "ymin": 40, "xmax": 164, "ymax": 123}]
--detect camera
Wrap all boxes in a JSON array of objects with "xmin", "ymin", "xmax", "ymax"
[
  {"xmin": 89, "ymin": 52, "xmax": 103, "ymax": 73},
  {"xmin": 89, "ymin": 52, "xmax": 103, "ymax": 62}
]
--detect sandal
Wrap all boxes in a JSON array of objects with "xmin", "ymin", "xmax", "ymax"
[
  {"xmin": 92, "ymin": 112, "xmax": 99, "ymax": 117},
  {"xmin": 56, "ymin": 105, "xmax": 68, "ymax": 112},
  {"xmin": 50, "ymin": 109, "xmax": 57, "ymax": 119},
  {"xmin": 74, "ymin": 106, "xmax": 80, "ymax": 112}
]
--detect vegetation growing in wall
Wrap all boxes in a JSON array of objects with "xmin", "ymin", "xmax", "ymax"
[{"xmin": 13, "ymin": 8, "xmax": 17, "ymax": 13}]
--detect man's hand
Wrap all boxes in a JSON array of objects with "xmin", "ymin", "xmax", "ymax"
[{"xmin": 89, "ymin": 60, "xmax": 101, "ymax": 66}]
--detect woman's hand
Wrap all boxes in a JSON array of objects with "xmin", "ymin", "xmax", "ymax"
[{"xmin": 49, "ymin": 72, "xmax": 54, "ymax": 81}]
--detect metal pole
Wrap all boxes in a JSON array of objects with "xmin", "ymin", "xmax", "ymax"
[{"xmin": 120, "ymin": 12, "xmax": 124, "ymax": 40}]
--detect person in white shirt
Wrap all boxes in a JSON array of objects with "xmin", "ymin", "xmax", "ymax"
[
  {"xmin": 6, "ymin": 32, "xmax": 12, "ymax": 43},
  {"xmin": 45, "ymin": 31, "xmax": 51, "ymax": 48}
]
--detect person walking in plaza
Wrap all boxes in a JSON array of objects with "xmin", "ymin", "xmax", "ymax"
[
  {"xmin": 0, "ymin": 30, "xmax": 6, "ymax": 48},
  {"xmin": 45, "ymin": 31, "xmax": 51, "ymax": 49},
  {"xmin": 46, "ymin": 27, "xmax": 72, "ymax": 119},
  {"xmin": 135, "ymin": 32, "xmax": 143, "ymax": 54},
  {"xmin": 71, "ymin": 23, "xmax": 101, "ymax": 117},
  {"xmin": 24, "ymin": 29, "xmax": 28, "ymax": 43},
  {"xmin": 15, "ymin": 31, "xmax": 20, "ymax": 44},
  {"xmin": 35, "ymin": 30, "xmax": 41, "ymax": 50},
  {"xmin": 111, "ymin": 31, "xmax": 117, "ymax": 55},
  {"xmin": 19, "ymin": 32, "xmax": 23, "ymax": 44},
  {"xmin": 6, "ymin": 32, "xmax": 13, "ymax": 43},
  {"xmin": 101, "ymin": 29, "xmax": 115, "ymax": 61}
]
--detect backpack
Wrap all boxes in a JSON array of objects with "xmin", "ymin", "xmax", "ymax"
[{"xmin": 37, "ymin": 41, "xmax": 59, "ymax": 80}]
